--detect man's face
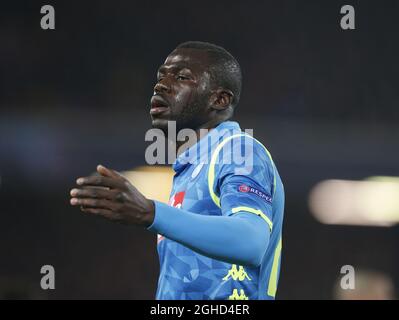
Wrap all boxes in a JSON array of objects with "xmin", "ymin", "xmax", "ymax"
[{"xmin": 150, "ymin": 48, "xmax": 213, "ymax": 132}]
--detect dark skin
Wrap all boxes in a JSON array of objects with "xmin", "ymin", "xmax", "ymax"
[{"xmin": 70, "ymin": 48, "xmax": 234, "ymax": 227}]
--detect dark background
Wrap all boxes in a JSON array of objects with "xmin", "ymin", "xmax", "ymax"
[{"xmin": 1, "ymin": 0, "xmax": 398, "ymax": 299}]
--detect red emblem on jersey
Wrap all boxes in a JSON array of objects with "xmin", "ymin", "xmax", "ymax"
[
  {"xmin": 168, "ymin": 191, "xmax": 186, "ymax": 209},
  {"xmin": 158, "ymin": 191, "xmax": 186, "ymax": 245},
  {"xmin": 239, "ymin": 184, "xmax": 250, "ymax": 193}
]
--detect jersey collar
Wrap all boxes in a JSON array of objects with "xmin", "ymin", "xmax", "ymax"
[{"xmin": 173, "ymin": 121, "xmax": 241, "ymax": 174}]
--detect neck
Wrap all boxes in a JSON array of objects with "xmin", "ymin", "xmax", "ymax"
[{"xmin": 175, "ymin": 119, "xmax": 225, "ymax": 157}]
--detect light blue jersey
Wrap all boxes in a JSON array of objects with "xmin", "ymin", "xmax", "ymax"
[{"xmin": 154, "ymin": 121, "xmax": 284, "ymax": 300}]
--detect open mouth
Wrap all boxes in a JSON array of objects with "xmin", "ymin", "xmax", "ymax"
[
  {"xmin": 150, "ymin": 96, "xmax": 170, "ymax": 116},
  {"xmin": 150, "ymin": 105, "xmax": 169, "ymax": 115}
]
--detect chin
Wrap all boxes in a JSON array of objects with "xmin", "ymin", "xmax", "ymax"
[{"xmin": 151, "ymin": 118, "xmax": 169, "ymax": 133}]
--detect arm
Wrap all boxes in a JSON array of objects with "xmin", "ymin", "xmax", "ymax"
[
  {"xmin": 148, "ymin": 201, "xmax": 270, "ymax": 267},
  {"xmin": 70, "ymin": 165, "xmax": 270, "ymax": 267}
]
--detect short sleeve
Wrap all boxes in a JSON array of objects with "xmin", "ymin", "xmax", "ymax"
[{"xmin": 212, "ymin": 134, "xmax": 275, "ymax": 231}]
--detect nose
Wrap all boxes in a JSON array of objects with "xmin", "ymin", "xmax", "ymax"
[{"xmin": 154, "ymin": 80, "xmax": 170, "ymax": 95}]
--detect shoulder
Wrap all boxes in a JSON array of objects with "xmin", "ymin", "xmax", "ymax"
[{"xmin": 211, "ymin": 133, "xmax": 275, "ymax": 172}]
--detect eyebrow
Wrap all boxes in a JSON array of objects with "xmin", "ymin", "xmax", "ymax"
[{"xmin": 157, "ymin": 63, "xmax": 193, "ymax": 74}]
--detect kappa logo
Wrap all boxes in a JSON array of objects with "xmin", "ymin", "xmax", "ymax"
[
  {"xmin": 223, "ymin": 264, "xmax": 251, "ymax": 281},
  {"xmin": 228, "ymin": 289, "xmax": 249, "ymax": 300}
]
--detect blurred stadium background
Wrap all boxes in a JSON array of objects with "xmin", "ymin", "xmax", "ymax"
[{"xmin": 0, "ymin": 0, "xmax": 398, "ymax": 299}]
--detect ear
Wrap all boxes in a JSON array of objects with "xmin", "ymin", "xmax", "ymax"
[{"xmin": 209, "ymin": 88, "xmax": 234, "ymax": 111}]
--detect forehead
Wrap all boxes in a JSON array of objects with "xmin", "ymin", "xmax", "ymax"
[{"xmin": 160, "ymin": 48, "xmax": 210, "ymax": 73}]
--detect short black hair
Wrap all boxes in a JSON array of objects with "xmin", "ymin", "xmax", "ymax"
[{"xmin": 175, "ymin": 41, "xmax": 242, "ymax": 108}]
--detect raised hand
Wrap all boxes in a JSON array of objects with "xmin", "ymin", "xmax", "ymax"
[{"xmin": 70, "ymin": 165, "xmax": 155, "ymax": 227}]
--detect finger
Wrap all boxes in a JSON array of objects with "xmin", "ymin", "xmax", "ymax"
[
  {"xmin": 75, "ymin": 175, "xmax": 125, "ymax": 189},
  {"xmin": 70, "ymin": 197, "xmax": 120, "ymax": 210},
  {"xmin": 80, "ymin": 207, "xmax": 118, "ymax": 219},
  {"xmin": 70, "ymin": 187, "xmax": 118, "ymax": 200},
  {"xmin": 97, "ymin": 164, "xmax": 125, "ymax": 180}
]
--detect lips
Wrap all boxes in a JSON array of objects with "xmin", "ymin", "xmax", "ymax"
[
  {"xmin": 150, "ymin": 106, "xmax": 169, "ymax": 116},
  {"xmin": 150, "ymin": 95, "xmax": 170, "ymax": 116}
]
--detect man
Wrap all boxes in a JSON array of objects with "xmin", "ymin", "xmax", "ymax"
[{"xmin": 70, "ymin": 41, "xmax": 285, "ymax": 300}]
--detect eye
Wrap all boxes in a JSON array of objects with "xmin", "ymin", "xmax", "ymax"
[{"xmin": 176, "ymin": 75, "xmax": 189, "ymax": 80}]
